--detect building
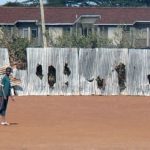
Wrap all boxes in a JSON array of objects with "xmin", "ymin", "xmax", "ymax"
[{"xmin": 0, "ymin": 7, "xmax": 150, "ymax": 48}]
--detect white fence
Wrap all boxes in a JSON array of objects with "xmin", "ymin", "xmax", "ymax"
[
  {"xmin": 0, "ymin": 48, "xmax": 9, "ymax": 67},
  {"xmin": 1, "ymin": 48, "xmax": 150, "ymax": 96}
]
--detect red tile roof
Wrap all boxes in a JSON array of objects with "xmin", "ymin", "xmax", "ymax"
[{"xmin": 0, "ymin": 7, "xmax": 150, "ymax": 25}]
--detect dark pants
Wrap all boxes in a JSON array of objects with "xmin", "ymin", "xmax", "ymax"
[{"xmin": 0, "ymin": 96, "xmax": 8, "ymax": 116}]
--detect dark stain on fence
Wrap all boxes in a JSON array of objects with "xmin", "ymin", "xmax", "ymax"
[
  {"xmin": 36, "ymin": 64, "xmax": 43, "ymax": 80},
  {"xmin": 147, "ymin": 74, "xmax": 150, "ymax": 84},
  {"xmin": 48, "ymin": 65, "xmax": 56, "ymax": 88},
  {"xmin": 87, "ymin": 78, "xmax": 94, "ymax": 82},
  {"xmin": 63, "ymin": 63, "xmax": 71, "ymax": 87},
  {"xmin": 65, "ymin": 81, "xmax": 69, "ymax": 87},
  {"xmin": 115, "ymin": 63, "xmax": 126, "ymax": 92},
  {"xmin": 96, "ymin": 76, "xmax": 106, "ymax": 90},
  {"xmin": 63, "ymin": 63, "xmax": 71, "ymax": 76}
]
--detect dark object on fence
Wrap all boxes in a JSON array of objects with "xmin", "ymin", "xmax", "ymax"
[
  {"xmin": 65, "ymin": 81, "xmax": 69, "ymax": 87},
  {"xmin": 64, "ymin": 63, "xmax": 71, "ymax": 76},
  {"xmin": 115, "ymin": 63, "xmax": 126, "ymax": 92},
  {"xmin": 96, "ymin": 76, "xmax": 106, "ymax": 90},
  {"xmin": 87, "ymin": 78, "xmax": 94, "ymax": 82},
  {"xmin": 36, "ymin": 64, "xmax": 43, "ymax": 80},
  {"xmin": 147, "ymin": 74, "xmax": 150, "ymax": 84},
  {"xmin": 48, "ymin": 65, "xmax": 56, "ymax": 88}
]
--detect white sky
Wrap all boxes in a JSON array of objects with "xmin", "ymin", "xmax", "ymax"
[{"xmin": 0, "ymin": 0, "xmax": 25, "ymax": 5}]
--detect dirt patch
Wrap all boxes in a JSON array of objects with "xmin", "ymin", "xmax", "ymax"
[{"xmin": 0, "ymin": 96, "xmax": 150, "ymax": 150}]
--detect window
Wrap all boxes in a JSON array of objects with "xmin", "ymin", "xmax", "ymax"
[
  {"xmin": 82, "ymin": 27, "xmax": 88, "ymax": 36},
  {"xmin": 123, "ymin": 26, "xmax": 130, "ymax": 32},
  {"xmin": 81, "ymin": 24, "xmax": 92, "ymax": 36},
  {"xmin": 23, "ymin": 28, "xmax": 28, "ymax": 39},
  {"xmin": 63, "ymin": 27, "xmax": 70, "ymax": 33},
  {"xmin": 6, "ymin": 27, "xmax": 13, "ymax": 37},
  {"xmin": 31, "ymin": 28, "xmax": 38, "ymax": 38},
  {"xmin": 136, "ymin": 28, "xmax": 147, "ymax": 39}
]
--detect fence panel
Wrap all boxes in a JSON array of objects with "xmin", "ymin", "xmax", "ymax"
[
  {"xmin": 79, "ymin": 49, "xmax": 96, "ymax": 95},
  {"xmin": 27, "ymin": 48, "xmax": 79, "ymax": 95},
  {"xmin": 95, "ymin": 48, "xmax": 128, "ymax": 95},
  {"xmin": 15, "ymin": 70, "xmax": 28, "ymax": 95},
  {"xmin": 0, "ymin": 48, "xmax": 9, "ymax": 67},
  {"xmin": 57, "ymin": 48, "xmax": 79, "ymax": 95},
  {"xmin": 127, "ymin": 49, "xmax": 150, "ymax": 95},
  {"xmin": 145, "ymin": 49, "xmax": 150, "ymax": 96},
  {"xmin": 20, "ymin": 48, "xmax": 150, "ymax": 96},
  {"xmin": 27, "ymin": 48, "xmax": 49, "ymax": 95}
]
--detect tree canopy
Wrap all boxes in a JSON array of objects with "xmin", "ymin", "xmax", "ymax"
[
  {"xmin": 46, "ymin": 0, "xmax": 65, "ymax": 6},
  {"xmin": 4, "ymin": 2, "xmax": 24, "ymax": 6},
  {"xmin": 2, "ymin": 0, "xmax": 150, "ymax": 7}
]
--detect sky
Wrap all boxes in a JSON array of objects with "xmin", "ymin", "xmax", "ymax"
[{"xmin": 0, "ymin": 0, "xmax": 24, "ymax": 5}]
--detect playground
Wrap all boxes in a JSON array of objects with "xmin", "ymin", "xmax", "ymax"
[{"xmin": 0, "ymin": 95, "xmax": 150, "ymax": 150}]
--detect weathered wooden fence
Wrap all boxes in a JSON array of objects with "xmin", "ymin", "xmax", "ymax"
[
  {"xmin": 0, "ymin": 48, "xmax": 9, "ymax": 67},
  {"xmin": 1, "ymin": 48, "xmax": 150, "ymax": 96}
]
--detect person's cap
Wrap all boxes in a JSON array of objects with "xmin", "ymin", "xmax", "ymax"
[{"xmin": 6, "ymin": 67, "xmax": 12, "ymax": 73}]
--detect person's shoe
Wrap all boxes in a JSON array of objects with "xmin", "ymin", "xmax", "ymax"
[
  {"xmin": 1, "ymin": 121, "xmax": 10, "ymax": 125},
  {"xmin": 1, "ymin": 122, "xmax": 5, "ymax": 125},
  {"xmin": 4, "ymin": 122, "xmax": 10, "ymax": 125}
]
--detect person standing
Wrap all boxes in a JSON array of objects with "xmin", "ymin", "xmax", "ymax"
[{"xmin": 0, "ymin": 67, "xmax": 15, "ymax": 125}]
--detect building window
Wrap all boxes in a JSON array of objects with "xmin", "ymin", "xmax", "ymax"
[
  {"xmin": 82, "ymin": 27, "xmax": 88, "ymax": 36},
  {"xmin": 99, "ymin": 26, "xmax": 108, "ymax": 39},
  {"xmin": 63, "ymin": 27, "xmax": 70, "ymax": 33},
  {"xmin": 123, "ymin": 26, "xmax": 130, "ymax": 32},
  {"xmin": 6, "ymin": 26, "xmax": 13, "ymax": 37},
  {"xmin": 81, "ymin": 24, "xmax": 92, "ymax": 36},
  {"xmin": 31, "ymin": 28, "xmax": 38, "ymax": 38},
  {"xmin": 22, "ymin": 28, "xmax": 28, "ymax": 39},
  {"xmin": 136, "ymin": 28, "xmax": 147, "ymax": 39}
]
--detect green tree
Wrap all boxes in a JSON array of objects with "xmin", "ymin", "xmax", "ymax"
[
  {"xmin": 22, "ymin": 0, "xmax": 39, "ymax": 6},
  {"xmin": 47, "ymin": 32, "xmax": 113, "ymax": 48},
  {"xmin": 3, "ymin": 2, "xmax": 24, "ymax": 6},
  {"xmin": 0, "ymin": 27, "xmax": 29, "ymax": 68},
  {"xmin": 15, "ymin": 0, "xmax": 150, "ymax": 7},
  {"xmin": 64, "ymin": 0, "xmax": 150, "ymax": 7},
  {"xmin": 22, "ymin": 0, "xmax": 66, "ymax": 6},
  {"xmin": 137, "ymin": 0, "xmax": 150, "ymax": 6},
  {"xmin": 46, "ymin": 0, "xmax": 66, "ymax": 6}
]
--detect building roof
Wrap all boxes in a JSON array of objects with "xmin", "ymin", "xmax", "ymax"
[{"xmin": 0, "ymin": 7, "xmax": 150, "ymax": 25}]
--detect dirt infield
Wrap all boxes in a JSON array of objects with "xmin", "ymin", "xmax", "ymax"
[{"xmin": 0, "ymin": 96, "xmax": 150, "ymax": 150}]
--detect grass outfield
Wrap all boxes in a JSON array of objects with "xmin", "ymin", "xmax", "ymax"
[{"xmin": 0, "ymin": 96, "xmax": 150, "ymax": 150}]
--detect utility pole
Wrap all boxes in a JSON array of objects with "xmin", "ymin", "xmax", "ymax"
[{"xmin": 40, "ymin": 0, "xmax": 47, "ymax": 47}]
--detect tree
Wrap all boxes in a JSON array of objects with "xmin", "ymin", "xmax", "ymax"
[
  {"xmin": 0, "ymin": 27, "xmax": 29, "ymax": 69},
  {"xmin": 68, "ymin": 0, "xmax": 150, "ymax": 7},
  {"xmin": 46, "ymin": 0, "xmax": 66, "ymax": 6},
  {"xmin": 22, "ymin": 0, "xmax": 39, "ymax": 6},
  {"xmin": 22, "ymin": 0, "xmax": 66, "ymax": 6},
  {"xmin": 3, "ymin": 2, "xmax": 24, "ymax": 6},
  {"xmin": 46, "ymin": 31, "xmax": 113, "ymax": 48},
  {"xmin": 16, "ymin": 0, "xmax": 150, "ymax": 7},
  {"xmin": 137, "ymin": 0, "xmax": 150, "ymax": 6}
]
